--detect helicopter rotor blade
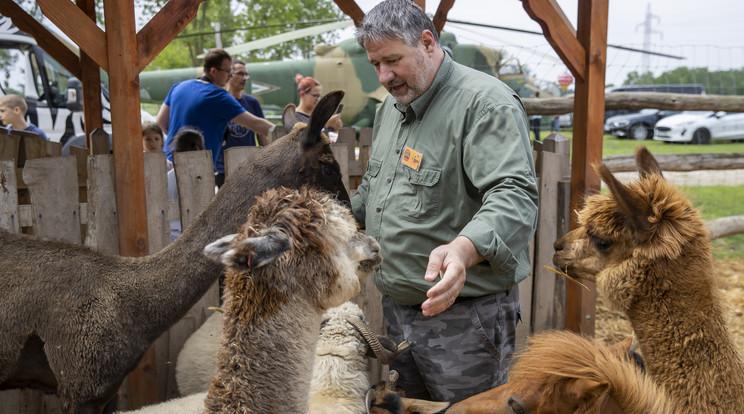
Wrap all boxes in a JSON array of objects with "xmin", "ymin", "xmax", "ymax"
[{"xmin": 198, "ymin": 19, "xmax": 354, "ymax": 58}]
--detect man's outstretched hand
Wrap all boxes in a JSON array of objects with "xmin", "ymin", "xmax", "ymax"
[{"xmin": 421, "ymin": 236, "xmax": 483, "ymax": 317}]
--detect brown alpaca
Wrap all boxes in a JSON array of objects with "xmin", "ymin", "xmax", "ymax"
[
  {"xmin": 444, "ymin": 331, "xmax": 677, "ymax": 414},
  {"xmin": 0, "ymin": 92, "xmax": 348, "ymax": 413},
  {"xmin": 200, "ymin": 186, "xmax": 381, "ymax": 413},
  {"xmin": 553, "ymin": 147, "xmax": 744, "ymax": 413}
]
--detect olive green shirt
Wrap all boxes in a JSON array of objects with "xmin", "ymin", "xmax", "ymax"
[{"xmin": 351, "ymin": 53, "xmax": 538, "ymax": 305}]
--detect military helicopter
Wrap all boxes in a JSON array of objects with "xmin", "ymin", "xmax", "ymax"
[{"xmin": 139, "ymin": 20, "xmax": 530, "ymax": 127}]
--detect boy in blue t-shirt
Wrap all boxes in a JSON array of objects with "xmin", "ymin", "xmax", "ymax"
[{"xmin": 0, "ymin": 94, "xmax": 49, "ymax": 140}]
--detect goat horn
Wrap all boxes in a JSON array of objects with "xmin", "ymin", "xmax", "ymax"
[{"xmin": 347, "ymin": 317, "xmax": 409, "ymax": 364}]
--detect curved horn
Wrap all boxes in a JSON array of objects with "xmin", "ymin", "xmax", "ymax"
[{"xmin": 347, "ymin": 317, "xmax": 410, "ymax": 364}]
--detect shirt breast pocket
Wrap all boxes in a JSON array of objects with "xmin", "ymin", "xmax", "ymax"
[
  {"xmin": 366, "ymin": 158, "xmax": 382, "ymax": 181},
  {"xmin": 401, "ymin": 166, "xmax": 442, "ymax": 221}
]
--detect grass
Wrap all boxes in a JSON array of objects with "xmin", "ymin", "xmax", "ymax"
[
  {"xmin": 681, "ymin": 186, "xmax": 744, "ymax": 260},
  {"xmin": 539, "ymin": 130, "xmax": 744, "ymax": 157}
]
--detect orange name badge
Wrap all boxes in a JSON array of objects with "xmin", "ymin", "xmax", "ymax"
[{"xmin": 401, "ymin": 146, "xmax": 423, "ymax": 171}]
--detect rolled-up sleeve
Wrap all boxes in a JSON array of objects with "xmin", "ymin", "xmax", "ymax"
[{"xmin": 459, "ymin": 103, "xmax": 538, "ymax": 275}]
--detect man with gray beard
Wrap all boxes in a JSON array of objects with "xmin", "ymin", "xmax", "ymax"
[{"xmin": 351, "ymin": 0, "xmax": 538, "ymax": 402}]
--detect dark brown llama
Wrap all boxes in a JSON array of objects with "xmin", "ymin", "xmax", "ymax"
[
  {"xmin": 0, "ymin": 91, "xmax": 348, "ymax": 413},
  {"xmin": 553, "ymin": 147, "xmax": 744, "ymax": 413}
]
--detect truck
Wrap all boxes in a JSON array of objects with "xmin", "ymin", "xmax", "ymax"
[{"xmin": 0, "ymin": 15, "xmax": 154, "ymax": 145}]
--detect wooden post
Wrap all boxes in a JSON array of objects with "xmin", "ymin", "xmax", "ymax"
[
  {"xmin": 102, "ymin": 0, "xmax": 154, "ymax": 407},
  {"xmin": 565, "ymin": 0, "xmax": 608, "ymax": 335},
  {"xmin": 76, "ymin": 0, "xmax": 104, "ymax": 143}
]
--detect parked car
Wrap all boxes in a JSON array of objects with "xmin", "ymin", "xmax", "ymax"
[
  {"xmin": 653, "ymin": 111, "xmax": 744, "ymax": 144},
  {"xmin": 604, "ymin": 109, "xmax": 679, "ymax": 140}
]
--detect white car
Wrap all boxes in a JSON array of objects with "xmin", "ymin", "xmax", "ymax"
[{"xmin": 654, "ymin": 111, "xmax": 744, "ymax": 144}]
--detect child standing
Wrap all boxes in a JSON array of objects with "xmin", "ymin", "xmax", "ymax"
[
  {"xmin": 0, "ymin": 94, "xmax": 49, "ymax": 140},
  {"xmin": 142, "ymin": 122, "xmax": 165, "ymax": 153}
]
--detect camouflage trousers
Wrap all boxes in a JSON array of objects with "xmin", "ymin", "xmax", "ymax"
[{"xmin": 382, "ymin": 287, "xmax": 520, "ymax": 402}]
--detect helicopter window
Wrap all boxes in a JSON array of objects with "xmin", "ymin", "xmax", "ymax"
[
  {"xmin": 41, "ymin": 53, "xmax": 72, "ymax": 108},
  {"xmin": 0, "ymin": 44, "xmax": 39, "ymax": 98}
]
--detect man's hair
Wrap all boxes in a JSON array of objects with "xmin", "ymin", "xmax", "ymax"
[
  {"xmin": 203, "ymin": 49, "xmax": 231, "ymax": 72},
  {"xmin": 141, "ymin": 122, "xmax": 163, "ymax": 138},
  {"xmin": 355, "ymin": 0, "xmax": 438, "ymax": 48},
  {"xmin": 171, "ymin": 127, "xmax": 205, "ymax": 153},
  {"xmin": 233, "ymin": 60, "xmax": 246, "ymax": 66},
  {"xmin": 0, "ymin": 94, "xmax": 28, "ymax": 114}
]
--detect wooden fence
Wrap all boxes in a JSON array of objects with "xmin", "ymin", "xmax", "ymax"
[{"xmin": 0, "ymin": 127, "xmax": 570, "ymax": 411}]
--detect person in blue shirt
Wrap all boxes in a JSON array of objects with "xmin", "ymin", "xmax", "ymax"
[
  {"xmin": 155, "ymin": 49, "xmax": 276, "ymax": 187},
  {"xmin": 214, "ymin": 60, "xmax": 266, "ymax": 176},
  {"xmin": 0, "ymin": 94, "xmax": 49, "ymax": 141}
]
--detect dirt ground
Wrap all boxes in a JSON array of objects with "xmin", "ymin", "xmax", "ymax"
[{"xmin": 596, "ymin": 258, "xmax": 744, "ymax": 352}]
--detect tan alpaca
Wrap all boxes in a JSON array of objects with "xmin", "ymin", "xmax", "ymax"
[
  {"xmin": 553, "ymin": 147, "xmax": 744, "ymax": 413},
  {"xmin": 447, "ymin": 331, "xmax": 677, "ymax": 414},
  {"xmin": 201, "ymin": 187, "xmax": 381, "ymax": 414}
]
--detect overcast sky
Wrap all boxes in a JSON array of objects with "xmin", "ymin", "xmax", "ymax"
[{"xmin": 348, "ymin": 0, "xmax": 744, "ymax": 88}]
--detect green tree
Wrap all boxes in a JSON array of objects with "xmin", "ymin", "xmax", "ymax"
[
  {"xmin": 137, "ymin": 0, "xmax": 342, "ymax": 70},
  {"xmin": 624, "ymin": 67, "xmax": 744, "ymax": 95}
]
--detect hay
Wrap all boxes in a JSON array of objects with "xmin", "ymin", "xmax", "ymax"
[{"xmin": 595, "ymin": 258, "xmax": 744, "ymax": 353}]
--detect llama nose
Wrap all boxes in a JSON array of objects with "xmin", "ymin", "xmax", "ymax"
[{"xmin": 554, "ymin": 238, "xmax": 565, "ymax": 251}]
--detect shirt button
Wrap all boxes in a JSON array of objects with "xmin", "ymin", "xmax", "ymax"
[
  {"xmin": 376, "ymin": 207, "xmax": 382, "ymax": 213},
  {"xmin": 395, "ymin": 149, "xmax": 400, "ymax": 154},
  {"xmin": 386, "ymin": 177, "xmax": 392, "ymax": 183}
]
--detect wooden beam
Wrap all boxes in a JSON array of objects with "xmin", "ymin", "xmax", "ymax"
[
  {"xmin": 433, "ymin": 0, "xmax": 455, "ymax": 34},
  {"xmin": 102, "ymin": 0, "xmax": 153, "ymax": 405},
  {"xmin": 565, "ymin": 0, "xmax": 608, "ymax": 336},
  {"xmin": 333, "ymin": 0, "xmax": 365, "ymax": 26},
  {"xmin": 0, "ymin": 1, "xmax": 81, "ymax": 78},
  {"xmin": 521, "ymin": 92, "xmax": 744, "ymax": 115},
  {"xmin": 414, "ymin": 0, "xmax": 426, "ymax": 10},
  {"xmin": 76, "ymin": 0, "xmax": 103, "ymax": 138},
  {"xmin": 136, "ymin": 0, "xmax": 203, "ymax": 72},
  {"xmin": 522, "ymin": 0, "xmax": 586, "ymax": 81},
  {"xmin": 38, "ymin": 0, "xmax": 108, "ymax": 71}
]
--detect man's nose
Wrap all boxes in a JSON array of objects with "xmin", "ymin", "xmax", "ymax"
[{"xmin": 377, "ymin": 67, "xmax": 394, "ymax": 84}]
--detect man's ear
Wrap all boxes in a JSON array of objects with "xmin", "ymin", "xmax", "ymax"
[{"xmin": 420, "ymin": 30, "xmax": 436, "ymax": 52}]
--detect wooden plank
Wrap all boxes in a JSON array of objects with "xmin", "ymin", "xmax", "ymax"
[
  {"xmin": 0, "ymin": 133, "xmax": 21, "ymax": 163},
  {"xmin": 103, "ymin": 0, "xmax": 150, "ymax": 257},
  {"xmin": 19, "ymin": 134, "xmax": 47, "ymax": 165},
  {"xmin": 331, "ymin": 144, "xmax": 350, "ymax": 193},
  {"xmin": 76, "ymin": 0, "xmax": 104, "ymax": 135},
  {"xmin": 45, "ymin": 141, "xmax": 61, "ymax": 157},
  {"xmin": 224, "ymin": 146, "xmax": 260, "ymax": 178},
  {"xmin": 516, "ymin": 236, "xmax": 535, "ymax": 351},
  {"xmin": 333, "ymin": 0, "xmax": 365, "ymax": 26},
  {"xmin": 90, "ymin": 128, "xmax": 111, "ymax": 155},
  {"xmin": 531, "ymin": 151, "xmax": 564, "ymax": 333},
  {"xmin": 522, "ymin": 0, "xmax": 586, "ymax": 80},
  {"xmin": 167, "ymin": 150, "xmax": 219, "ymax": 400},
  {"xmin": 22, "ymin": 157, "xmax": 80, "ymax": 244},
  {"xmin": 136, "ymin": 0, "xmax": 203, "ymax": 71},
  {"xmin": 565, "ymin": 0, "xmax": 608, "ymax": 336},
  {"xmin": 143, "ymin": 152, "xmax": 170, "ymax": 254},
  {"xmin": 432, "ymin": 0, "xmax": 455, "ymax": 33},
  {"xmin": 0, "ymin": 160, "xmax": 20, "ymax": 233},
  {"xmin": 37, "ymin": 0, "xmax": 108, "ymax": 71},
  {"xmin": 523, "ymin": 92, "xmax": 744, "ymax": 115},
  {"xmin": 174, "ymin": 150, "xmax": 215, "ymax": 230},
  {"xmin": 0, "ymin": 1, "xmax": 81, "ymax": 78},
  {"xmin": 352, "ymin": 275, "xmax": 385, "ymax": 384},
  {"xmin": 85, "ymin": 155, "xmax": 119, "ymax": 255}
]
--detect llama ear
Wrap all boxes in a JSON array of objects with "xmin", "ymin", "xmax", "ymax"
[
  {"xmin": 283, "ymin": 103, "xmax": 297, "ymax": 131},
  {"xmin": 596, "ymin": 164, "xmax": 651, "ymax": 234},
  {"xmin": 635, "ymin": 146, "xmax": 663, "ymax": 179},
  {"xmin": 302, "ymin": 90, "xmax": 344, "ymax": 148},
  {"xmin": 564, "ymin": 378, "xmax": 605, "ymax": 400},
  {"xmin": 223, "ymin": 231, "xmax": 290, "ymax": 270},
  {"xmin": 203, "ymin": 234, "xmax": 238, "ymax": 263}
]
